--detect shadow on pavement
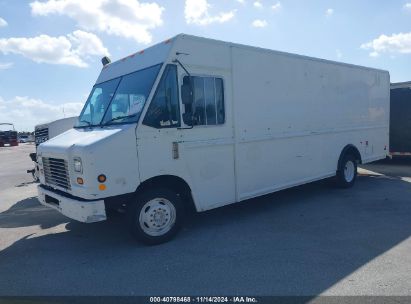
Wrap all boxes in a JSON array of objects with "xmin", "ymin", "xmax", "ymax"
[
  {"xmin": 0, "ymin": 170, "xmax": 411, "ymax": 296},
  {"xmin": 361, "ymin": 157, "xmax": 411, "ymax": 178},
  {"xmin": 0, "ymin": 197, "xmax": 67, "ymax": 229},
  {"xmin": 15, "ymin": 181, "xmax": 38, "ymax": 188}
]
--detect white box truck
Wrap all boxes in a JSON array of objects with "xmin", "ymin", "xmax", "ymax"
[
  {"xmin": 37, "ymin": 34, "xmax": 390, "ymax": 244},
  {"xmin": 34, "ymin": 116, "xmax": 79, "ymax": 147},
  {"xmin": 28, "ymin": 116, "xmax": 79, "ymax": 180}
]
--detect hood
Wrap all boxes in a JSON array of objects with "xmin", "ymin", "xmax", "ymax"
[
  {"xmin": 37, "ymin": 123, "xmax": 140, "ymax": 200},
  {"xmin": 37, "ymin": 125, "xmax": 134, "ymax": 155}
]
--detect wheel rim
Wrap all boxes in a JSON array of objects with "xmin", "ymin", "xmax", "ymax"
[
  {"xmin": 344, "ymin": 160, "xmax": 355, "ymax": 182},
  {"xmin": 138, "ymin": 198, "xmax": 176, "ymax": 237}
]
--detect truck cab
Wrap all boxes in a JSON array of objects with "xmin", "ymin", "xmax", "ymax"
[
  {"xmin": 0, "ymin": 123, "xmax": 18, "ymax": 147},
  {"xmin": 37, "ymin": 35, "xmax": 213, "ymax": 244}
]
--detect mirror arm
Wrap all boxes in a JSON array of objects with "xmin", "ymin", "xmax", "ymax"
[
  {"xmin": 173, "ymin": 58, "xmax": 194, "ymax": 129},
  {"xmin": 172, "ymin": 58, "xmax": 191, "ymax": 77}
]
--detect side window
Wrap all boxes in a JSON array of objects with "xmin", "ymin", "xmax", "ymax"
[
  {"xmin": 184, "ymin": 76, "xmax": 225, "ymax": 126},
  {"xmin": 143, "ymin": 65, "xmax": 180, "ymax": 128}
]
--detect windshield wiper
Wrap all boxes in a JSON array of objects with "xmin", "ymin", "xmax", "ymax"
[{"xmin": 101, "ymin": 113, "xmax": 138, "ymax": 126}]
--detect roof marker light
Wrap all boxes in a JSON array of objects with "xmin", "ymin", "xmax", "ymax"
[{"xmin": 101, "ymin": 56, "xmax": 111, "ymax": 66}]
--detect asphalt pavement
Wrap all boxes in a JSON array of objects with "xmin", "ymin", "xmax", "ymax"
[{"xmin": 0, "ymin": 144, "xmax": 410, "ymax": 296}]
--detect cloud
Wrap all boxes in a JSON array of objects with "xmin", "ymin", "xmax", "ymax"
[
  {"xmin": 271, "ymin": 2, "xmax": 281, "ymax": 11},
  {"xmin": 0, "ymin": 30, "xmax": 109, "ymax": 67},
  {"xmin": 336, "ymin": 49, "xmax": 342, "ymax": 59},
  {"xmin": 30, "ymin": 0, "xmax": 164, "ymax": 44},
  {"xmin": 0, "ymin": 17, "xmax": 7, "ymax": 27},
  {"xmin": 236, "ymin": 0, "xmax": 245, "ymax": 4},
  {"xmin": 252, "ymin": 19, "xmax": 267, "ymax": 28},
  {"xmin": 0, "ymin": 96, "xmax": 83, "ymax": 131},
  {"xmin": 253, "ymin": 1, "xmax": 262, "ymax": 8},
  {"xmin": 68, "ymin": 30, "xmax": 109, "ymax": 57},
  {"xmin": 185, "ymin": 0, "xmax": 236, "ymax": 25},
  {"xmin": 361, "ymin": 32, "xmax": 411, "ymax": 57},
  {"xmin": 0, "ymin": 62, "xmax": 13, "ymax": 69},
  {"xmin": 325, "ymin": 8, "xmax": 334, "ymax": 17},
  {"xmin": 404, "ymin": 3, "xmax": 411, "ymax": 10},
  {"xmin": 369, "ymin": 51, "xmax": 379, "ymax": 58}
]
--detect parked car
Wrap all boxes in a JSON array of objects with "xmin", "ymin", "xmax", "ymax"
[
  {"xmin": 18, "ymin": 135, "xmax": 30, "ymax": 143},
  {"xmin": 36, "ymin": 34, "xmax": 390, "ymax": 245}
]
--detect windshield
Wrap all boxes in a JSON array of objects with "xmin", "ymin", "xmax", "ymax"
[{"xmin": 75, "ymin": 64, "xmax": 162, "ymax": 127}]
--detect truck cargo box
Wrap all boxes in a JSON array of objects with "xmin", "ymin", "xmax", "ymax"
[{"xmin": 390, "ymin": 82, "xmax": 411, "ymax": 155}]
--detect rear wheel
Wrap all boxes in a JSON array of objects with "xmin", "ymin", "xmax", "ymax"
[
  {"xmin": 127, "ymin": 188, "xmax": 184, "ymax": 245},
  {"xmin": 336, "ymin": 154, "xmax": 357, "ymax": 188}
]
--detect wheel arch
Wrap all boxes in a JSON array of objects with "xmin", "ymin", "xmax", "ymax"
[
  {"xmin": 337, "ymin": 144, "xmax": 362, "ymax": 171},
  {"xmin": 135, "ymin": 175, "xmax": 197, "ymax": 213}
]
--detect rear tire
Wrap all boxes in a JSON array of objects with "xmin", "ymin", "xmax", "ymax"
[
  {"xmin": 127, "ymin": 188, "xmax": 184, "ymax": 245},
  {"xmin": 336, "ymin": 153, "xmax": 357, "ymax": 188}
]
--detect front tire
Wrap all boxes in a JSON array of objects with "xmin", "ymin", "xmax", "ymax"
[
  {"xmin": 336, "ymin": 154, "xmax": 357, "ymax": 188},
  {"xmin": 127, "ymin": 188, "xmax": 184, "ymax": 245}
]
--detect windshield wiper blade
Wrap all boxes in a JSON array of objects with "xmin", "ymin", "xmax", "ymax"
[{"xmin": 102, "ymin": 113, "xmax": 137, "ymax": 126}]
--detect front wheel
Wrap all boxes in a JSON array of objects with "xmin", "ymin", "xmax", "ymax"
[
  {"xmin": 336, "ymin": 154, "xmax": 358, "ymax": 188},
  {"xmin": 127, "ymin": 188, "xmax": 184, "ymax": 245}
]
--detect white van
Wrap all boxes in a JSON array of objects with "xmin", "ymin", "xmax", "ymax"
[{"xmin": 37, "ymin": 34, "xmax": 390, "ymax": 244}]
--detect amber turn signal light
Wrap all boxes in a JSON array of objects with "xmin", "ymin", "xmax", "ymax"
[
  {"xmin": 98, "ymin": 184, "xmax": 106, "ymax": 191},
  {"xmin": 77, "ymin": 177, "xmax": 84, "ymax": 185}
]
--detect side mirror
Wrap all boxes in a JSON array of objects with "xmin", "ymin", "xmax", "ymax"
[{"xmin": 181, "ymin": 83, "xmax": 193, "ymax": 105}]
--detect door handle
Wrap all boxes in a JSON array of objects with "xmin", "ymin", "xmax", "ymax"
[{"xmin": 172, "ymin": 142, "xmax": 179, "ymax": 159}]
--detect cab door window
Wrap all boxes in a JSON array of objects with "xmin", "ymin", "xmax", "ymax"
[
  {"xmin": 143, "ymin": 65, "xmax": 180, "ymax": 128},
  {"xmin": 183, "ymin": 76, "xmax": 225, "ymax": 126}
]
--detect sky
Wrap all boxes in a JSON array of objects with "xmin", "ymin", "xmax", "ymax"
[{"xmin": 0, "ymin": 0, "xmax": 410, "ymax": 131}]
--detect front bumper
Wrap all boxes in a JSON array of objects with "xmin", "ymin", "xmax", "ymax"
[{"xmin": 38, "ymin": 185, "xmax": 107, "ymax": 223}]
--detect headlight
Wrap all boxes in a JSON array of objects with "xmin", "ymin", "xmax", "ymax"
[{"xmin": 73, "ymin": 157, "xmax": 83, "ymax": 173}]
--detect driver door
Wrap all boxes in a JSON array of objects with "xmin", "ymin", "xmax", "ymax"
[{"xmin": 137, "ymin": 64, "xmax": 186, "ymax": 184}]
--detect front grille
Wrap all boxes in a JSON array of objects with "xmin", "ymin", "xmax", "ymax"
[
  {"xmin": 35, "ymin": 127, "xmax": 49, "ymax": 146},
  {"xmin": 42, "ymin": 157, "xmax": 71, "ymax": 190}
]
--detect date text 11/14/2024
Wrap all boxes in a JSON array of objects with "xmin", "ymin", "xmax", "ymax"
[{"xmin": 149, "ymin": 297, "xmax": 258, "ymax": 303}]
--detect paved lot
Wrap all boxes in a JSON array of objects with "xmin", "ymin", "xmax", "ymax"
[{"xmin": 0, "ymin": 144, "xmax": 411, "ymax": 296}]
